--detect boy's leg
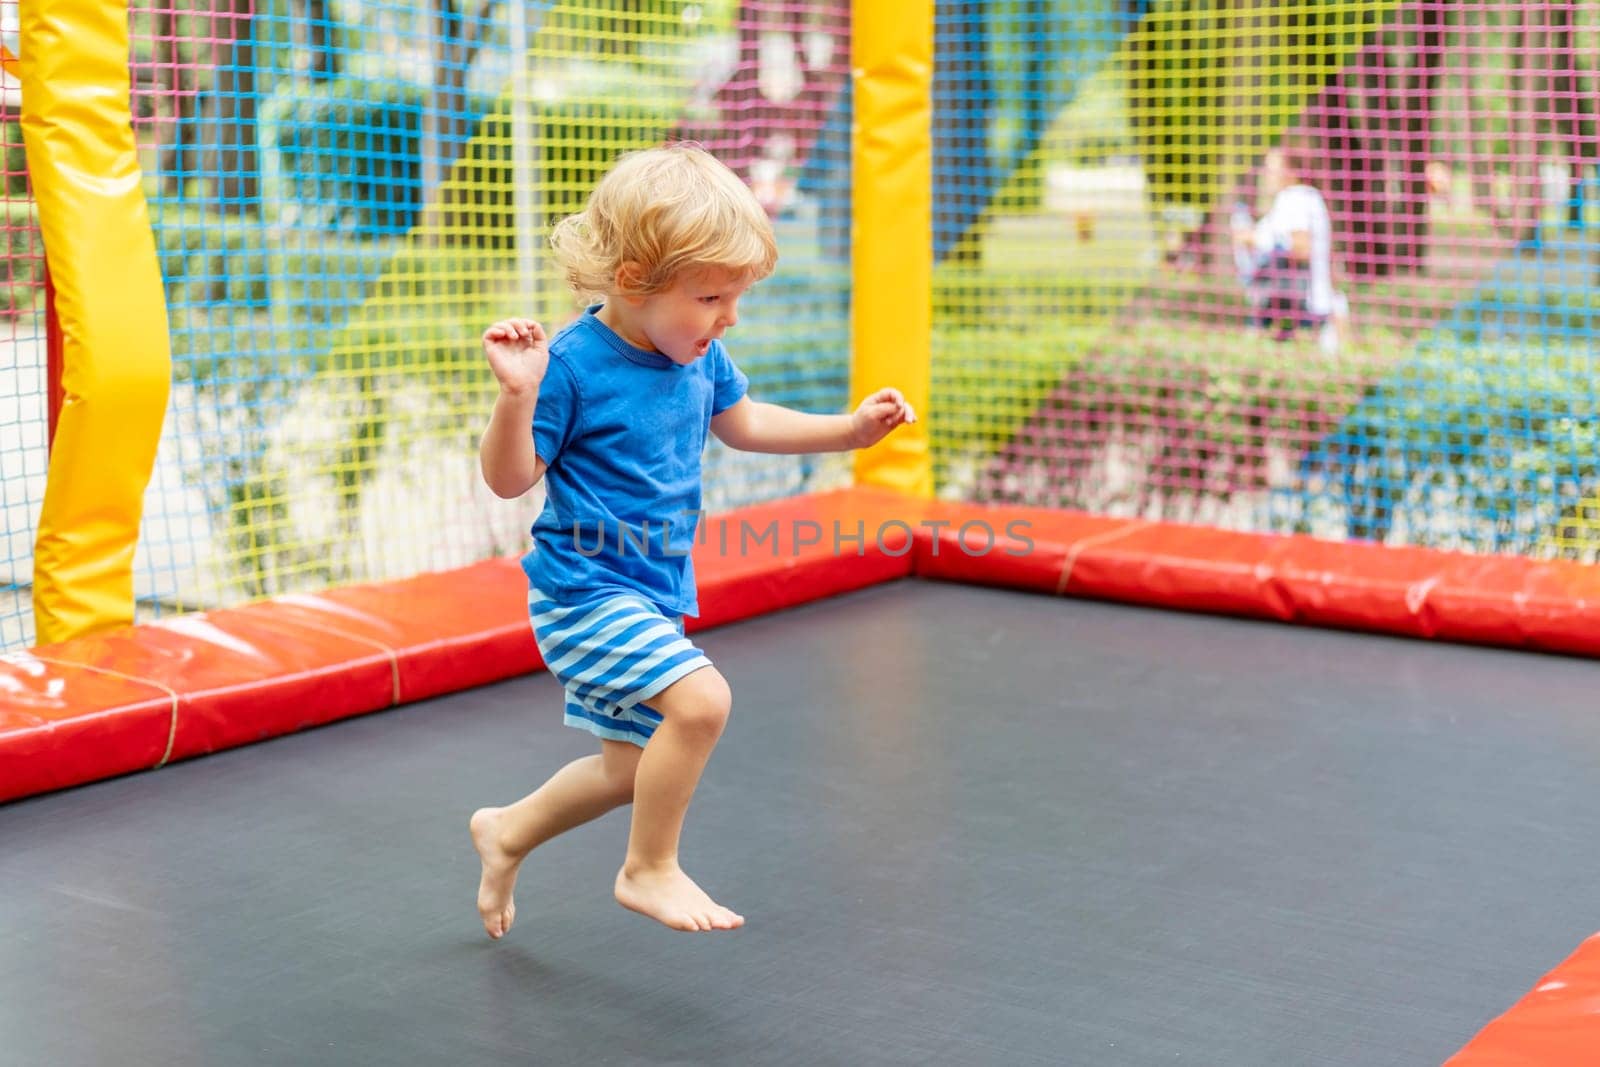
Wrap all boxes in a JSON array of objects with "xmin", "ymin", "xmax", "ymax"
[
  {"xmin": 614, "ymin": 665, "xmax": 744, "ymax": 933},
  {"xmin": 471, "ymin": 739, "xmax": 641, "ymax": 939}
]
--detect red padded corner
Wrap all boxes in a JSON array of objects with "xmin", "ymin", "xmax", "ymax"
[
  {"xmin": 688, "ymin": 488, "xmax": 918, "ymax": 631},
  {"xmin": 36, "ymin": 608, "xmax": 398, "ymax": 763},
  {"xmin": 1446, "ymin": 933, "xmax": 1600, "ymax": 1066},
  {"xmin": 304, "ymin": 557, "xmax": 540, "ymax": 702},
  {"xmin": 0, "ymin": 653, "xmax": 176, "ymax": 802}
]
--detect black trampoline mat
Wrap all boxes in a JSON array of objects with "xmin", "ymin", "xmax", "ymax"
[{"xmin": 4, "ymin": 579, "xmax": 1598, "ymax": 1066}]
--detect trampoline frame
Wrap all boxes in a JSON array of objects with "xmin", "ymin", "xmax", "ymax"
[
  {"xmin": 10, "ymin": 1, "xmax": 1600, "ymax": 1054},
  {"xmin": 6, "ymin": 486, "xmax": 1600, "ymax": 1061}
]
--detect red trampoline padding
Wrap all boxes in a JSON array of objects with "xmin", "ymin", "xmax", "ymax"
[
  {"xmin": 919, "ymin": 505, "xmax": 1600, "ymax": 657},
  {"xmin": 280, "ymin": 558, "xmax": 541, "ymax": 704},
  {"xmin": 20, "ymin": 608, "xmax": 397, "ymax": 767},
  {"xmin": 0, "ymin": 653, "xmax": 175, "ymax": 799},
  {"xmin": 1446, "ymin": 934, "xmax": 1600, "ymax": 1066},
  {"xmin": 913, "ymin": 502, "xmax": 1138, "ymax": 595},
  {"xmin": 689, "ymin": 487, "xmax": 916, "ymax": 631},
  {"xmin": 0, "ymin": 489, "xmax": 915, "ymax": 803},
  {"xmin": 7, "ymin": 488, "xmax": 1600, "ymax": 806}
]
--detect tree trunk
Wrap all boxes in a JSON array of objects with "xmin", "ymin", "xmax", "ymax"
[
  {"xmin": 932, "ymin": 0, "xmax": 992, "ymax": 264},
  {"xmin": 1465, "ymin": 5, "xmax": 1496, "ymax": 217},
  {"xmin": 420, "ymin": 0, "xmax": 498, "ymax": 240},
  {"xmin": 1508, "ymin": 5, "xmax": 1544, "ymax": 244},
  {"xmin": 1322, "ymin": 79, "xmax": 1355, "ymax": 272},
  {"xmin": 152, "ymin": 3, "xmax": 196, "ymax": 197},
  {"xmin": 1548, "ymin": 1, "xmax": 1581, "ymax": 227},
  {"xmin": 1391, "ymin": 2, "xmax": 1441, "ymax": 274},
  {"xmin": 200, "ymin": 0, "xmax": 259, "ymax": 214},
  {"xmin": 1346, "ymin": 46, "xmax": 1391, "ymax": 278},
  {"xmin": 293, "ymin": 0, "xmax": 339, "ymax": 81},
  {"xmin": 1214, "ymin": 0, "xmax": 1266, "ymax": 272},
  {"xmin": 422, "ymin": 0, "xmax": 473, "ymax": 201}
]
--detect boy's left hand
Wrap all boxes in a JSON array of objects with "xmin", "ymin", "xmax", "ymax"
[{"xmin": 850, "ymin": 388, "xmax": 918, "ymax": 448}]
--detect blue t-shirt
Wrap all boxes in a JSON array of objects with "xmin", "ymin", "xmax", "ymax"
[{"xmin": 520, "ymin": 306, "xmax": 749, "ymax": 617}]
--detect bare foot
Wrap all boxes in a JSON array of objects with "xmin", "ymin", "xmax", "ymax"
[
  {"xmin": 615, "ymin": 863, "xmax": 744, "ymax": 932},
  {"xmin": 471, "ymin": 808, "xmax": 521, "ymax": 939}
]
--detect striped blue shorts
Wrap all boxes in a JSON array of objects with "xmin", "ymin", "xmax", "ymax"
[{"xmin": 527, "ymin": 587, "xmax": 712, "ymax": 748}]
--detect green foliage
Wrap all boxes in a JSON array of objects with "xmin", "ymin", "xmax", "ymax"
[
  {"xmin": 1310, "ymin": 340, "xmax": 1600, "ymax": 552},
  {"xmin": 0, "ymin": 200, "xmax": 44, "ymax": 320},
  {"xmin": 150, "ymin": 201, "xmax": 405, "ymax": 393},
  {"xmin": 1127, "ymin": 2, "xmax": 1398, "ymax": 207},
  {"xmin": 935, "ymin": 310, "xmax": 1600, "ymax": 554},
  {"xmin": 932, "ymin": 318, "xmax": 1107, "ymax": 470},
  {"xmin": 1453, "ymin": 283, "xmax": 1600, "ymax": 345},
  {"xmin": 260, "ymin": 75, "xmax": 448, "ymax": 235},
  {"xmin": 934, "ymin": 317, "xmax": 1395, "ymax": 516},
  {"xmin": 257, "ymin": 59, "xmax": 693, "ymax": 239},
  {"xmin": 1, "ymin": 121, "xmax": 27, "ymax": 197},
  {"xmin": 151, "ymin": 203, "xmax": 273, "ymax": 309}
]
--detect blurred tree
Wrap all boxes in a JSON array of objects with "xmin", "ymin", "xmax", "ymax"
[
  {"xmin": 1546, "ymin": 1, "xmax": 1595, "ymax": 230},
  {"xmin": 149, "ymin": 2, "xmax": 198, "ymax": 197},
  {"xmin": 420, "ymin": 0, "xmax": 500, "ymax": 204},
  {"xmin": 933, "ymin": 0, "xmax": 992, "ymax": 265},
  {"xmin": 291, "ymin": 0, "xmax": 340, "ymax": 81},
  {"xmin": 199, "ymin": 0, "xmax": 260, "ymax": 214}
]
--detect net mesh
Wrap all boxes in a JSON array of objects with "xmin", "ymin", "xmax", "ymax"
[
  {"xmin": 7, "ymin": 1, "xmax": 1599, "ymax": 652},
  {"xmin": 0, "ymin": 7, "xmax": 48, "ymax": 648},
  {"xmin": 932, "ymin": 0, "xmax": 1600, "ymax": 559},
  {"xmin": 114, "ymin": 0, "xmax": 850, "ymax": 631}
]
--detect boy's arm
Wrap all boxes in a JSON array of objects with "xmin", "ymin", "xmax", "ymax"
[
  {"xmin": 711, "ymin": 398, "xmax": 854, "ymax": 454},
  {"xmin": 479, "ymin": 317, "xmax": 550, "ymax": 498},
  {"xmin": 479, "ymin": 387, "xmax": 547, "ymax": 498},
  {"xmin": 711, "ymin": 390, "xmax": 915, "ymax": 454}
]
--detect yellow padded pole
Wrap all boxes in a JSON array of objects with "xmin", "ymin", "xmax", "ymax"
[
  {"xmin": 23, "ymin": 0, "xmax": 172, "ymax": 643},
  {"xmin": 851, "ymin": 0, "xmax": 932, "ymax": 497}
]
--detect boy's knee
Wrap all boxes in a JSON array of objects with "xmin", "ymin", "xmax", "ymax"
[{"xmin": 658, "ymin": 667, "xmax": 732, "ymax": 737}]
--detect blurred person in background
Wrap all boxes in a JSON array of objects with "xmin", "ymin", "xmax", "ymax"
[{"xmin": 1232, "ymin": 141, "xmax": 1349, "ymax": 354}]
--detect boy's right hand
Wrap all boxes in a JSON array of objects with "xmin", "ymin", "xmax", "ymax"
[{"xmin": 483, "ymin": 318, "xmax": 549, "ymax": 396}]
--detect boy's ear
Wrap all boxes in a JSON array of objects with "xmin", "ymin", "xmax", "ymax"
[{"xmin": 614, "ymin": 261, "xmax": 648, "ymax": 301}]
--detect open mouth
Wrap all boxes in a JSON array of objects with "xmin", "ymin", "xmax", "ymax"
[{"xmin": 694, "ymin": 339, "xmax": 711, "ymax": 357}]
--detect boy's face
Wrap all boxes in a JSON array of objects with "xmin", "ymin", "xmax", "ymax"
[{"xmin": 633, "ymin": 267, "xmax": 752, "ymax": 366}]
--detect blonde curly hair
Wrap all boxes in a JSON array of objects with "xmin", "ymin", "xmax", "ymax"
[{"xmin": 549, "ymin": 143, "xmax": 778, "ymax": 302}]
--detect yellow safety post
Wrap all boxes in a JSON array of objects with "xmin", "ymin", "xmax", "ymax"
[
  {"xmin": 23, "ymin": 0, "xmax": 172, "ymax": 643},
  {"xmin": 852, "ymin": 0, "xmax": 932, "ymax": 496}
]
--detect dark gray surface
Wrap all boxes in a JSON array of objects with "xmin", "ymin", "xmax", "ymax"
[{"xmin": 3, "ymin": 579, "xmax": 1599, "ymax": 1066}]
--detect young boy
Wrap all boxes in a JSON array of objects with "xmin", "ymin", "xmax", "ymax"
[{"xmin": 472, "ymin": 143, "xmax": 915, "ymax": 936}]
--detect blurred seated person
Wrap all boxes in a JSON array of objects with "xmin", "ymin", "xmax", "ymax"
[{"xmin": 1231, "ymin": 143, "xmax": 1348, "ymax": 353}]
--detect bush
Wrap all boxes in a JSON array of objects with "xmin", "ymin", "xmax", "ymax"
[
  {"xmin": 932, "ymin": 318, "xmax": 1108, "ymax": 475},
  {"xmin": 150, "ymin": 201, "xmax": 273, "ymax": 308},
  {"xmin": 1453, "ymin": 282, "xmax": 1600, "ymax": 344},
  {"xmin": 1303, "ymin": 339, "xmax": 1600, "ymax": 552},
  {"xmin": 2, "ymin": 120, "xmax": 27, "ymax": 197},
  {"xmin": 260, "ymin": 64, "xmax": 691, "ymax": 240},
  {"xmin": 262, "ymin": 75, "xmax": 442, "ymax": 236},
  {"xmin": 0, "ymin": 200, "xmax": 44, "ymax": 320}
]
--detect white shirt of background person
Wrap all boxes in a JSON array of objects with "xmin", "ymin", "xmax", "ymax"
[{"xmin": 1251, "ymin": 182, "xmax": 1336, "ymax": 319}]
